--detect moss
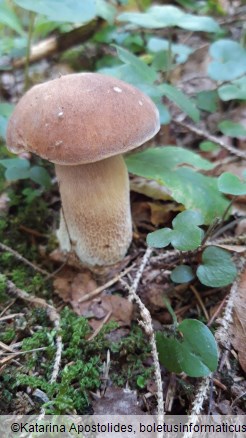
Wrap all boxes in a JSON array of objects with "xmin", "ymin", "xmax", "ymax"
[
  {"xmin": 0, "ymin": 274, "xmax": 7, "ymax": 301},
  {"xmin": 110, "ymin": 325, "xmax": 153, "ymax": 388},
  {"xmin": 0, "ymin": 328, "xmax": 15, "ymax": 343},
  {"xmin": 3, "ymin": 308, "xmax": 153, "ymax": 414}
]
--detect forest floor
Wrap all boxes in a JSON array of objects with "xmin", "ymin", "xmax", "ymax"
[{"xmin": 0, "ymin": 0, "xmax": 245, "ymax": 420}]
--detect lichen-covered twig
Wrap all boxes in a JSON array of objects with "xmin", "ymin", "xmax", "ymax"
[
  {"xmin": 183, "ymin": 258, "xmax": 246, "ymax": 438},
  {"xmin": 120, "ymin": 247, "xmax": 165, "ymax": 436},
  {"xmin": 0, "ymin": 242, "xmax": 49, "ymax": 276},
  {"xmin": 6, "ymin": 280, "xmax": 62, "ymax": 386},
  {"xmin": 173, "ymin": 118, "xmax": 246, "ymax": 159}
]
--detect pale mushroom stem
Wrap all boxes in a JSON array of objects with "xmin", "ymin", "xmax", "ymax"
[{"xmin": 55, "ymin": 155, "xmax": 132, "ymax": 267}]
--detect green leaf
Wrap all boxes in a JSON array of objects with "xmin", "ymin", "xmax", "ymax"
[
  {"xmin": 156, "ymin": 334, "xmax": 183, "ymax": 374},
  {"xmin": 177, "ymin": 319, "xmax": 218, "ymax": 375},
  {"xmin": 22, "ymin": 187, "xmax": 42, "ymax": 202},
  {"xmin": 0, "ymin": 103, "xmax": 14, "ymax": 140},
  {"xmin": 171, "ymin": 210, "xmax": 204, "ymax": 251},
  {"xmin": 96, "ymin": 0, "xmax": 116, "ymax": 24},
  {"xmin": 147, "ymin": 37, "xmax": 193, "ymax": 64},
  {"xmin": 179, "ymin": 14, "xmax": 220, "ymax": 32},
  {"xmin": 118, "ymin": 5, "xmax": 220, "ymax": 32},
  {"xmin": 13, "ymin": 0, "xmax": 96, "ymax": 23},
  {"xmin": 136, "ymin": 375, "xmax": 147, "ymax": 388},
  {"xmin": 155, "ymin": 102, "xmax": 171, "ymax": 125},
  {"xmin": 208, "ymin": 39, "xmax": 246, "ymax": 81},
  {"xmin": 218, "ymin": 76, "xmax": 246, "ymax": 101},
  {"xmin": 147, "ymin": 228, "xmax": 172, "ymax": 248},
  {"xmin": 0, "ymin": 157, "xmax": 30, "ymax": 169},
  {"xmin": 0, "ymin": 103, "xmax": 14, "ymax": 118},
  {"xmin": 114, "ymin": 45, "xmax": 157, "ymax": 84},
  {"xmin": 0, "ymin": 3, "xmax": 25, "ymax": 35},
  {"xmin": 199, "ymin": 141, "xmax": 218, "ymax": 152},
  {"xmin": 5, "ymin": 166, "xmax": 30, "ymax": 181},
  {"xmin": 172, "ymin": 209, "xmax": 204, "ymax": 227},
  {"xmin": 196, "ymin": 90, "xmax": 218, "ymax": 113},
  {"xmin": 117, "ymin": 11, "xmax": 162, "ymax": 29},
  {"xmin": 171, "ymin": 265, "xmax": 195, "ymax": 283},
  {"xmin": 197, "ymin": 246, "xmax": 237, "ymax": 287},
  {"xmin": 126, "ymin": 147, "xmax": 228, "ymax": 224},
  {"xmin": 156, "ymin": 319, "xmax": 218, "ymax": 377},
  {"xmin": 171, "ymin": 225, "xmax": 202, "ymax": 251},
  {"xmin": 147, "ymin": 210, "xmax": 204, "ymax": 251},
  {"xmin": 218, "ymin": 120, "xmax": 246, "ymax": 138},
  {"xmin": 218, "ymin": 172, "xmax": 246, "ymax": 196},
  {"xmin": 29, "ymin": 166, "xmax": 52, "ymax": 189},
  {"xmin": 0, "ymin": 116, "xmax": 7, "ymax": 140},
  {"xmin": 159, "ymin": 84, "xmax": 200, "ymax": 122}
]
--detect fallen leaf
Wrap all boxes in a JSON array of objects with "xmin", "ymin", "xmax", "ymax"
[
  {"xmin": 53, "ymin": 268, "xmax": 133, "ymax": 330},
  {"xmin": 53, "ymin": 267, "xmax": 97, "ymax": 303},
  {"xmin": 87, "ymin": 295, "xmax": 133, "ymax": 331},
  {"xmin": 236, "ymin": 219, "xmax": 246, "ymax": 236},
  {"xmin": 131, "ymin": 202, "xmax": 152, "ymax": 229},
  {"xmin": 130, "ymin": 176, "xmax": 172, "ymax": 200},
  {"xmin": 231, "ymin": 268, "xmax": 246, "ymax": 372},
  {"xmin": 49, "ymin": 248, "xmax": 82, "ymax": 270},
  {"xmin": 149, "ymin": 202, "xmax": 179, "ymax": 226}
]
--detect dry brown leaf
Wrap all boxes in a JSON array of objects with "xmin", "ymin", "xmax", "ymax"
[
  {"xmin": 130, "ymin": 176, "xmax": 172, "ymax": 200},
  {"xmin": 236, "ymin": 219, "xmax": 246, "ymax": 236},
  {"xmin": 88, "ymin": 295, "xmax": 133, "ymax": 330},
  {"xmin": 132, "ymin": 202, "xmax": 152, "ymax": 228},
  {"xmin": 132, "ymin": 200, "xmax": 180, "ymax": 229},
  {"xmin": 53, "ymin": 267, "xmax": 133, "ymax": 330},
  {"xmin": 53, "ymin": 267, "xmax": 97, "ymax": 303},
  {"xmin": 231, "ymin": 268, "xmax": 246, "ymax": 372},
  {"xmin": 49, "ymin": 248, "xmax": 82, "ymax": 270},
  {"xmin": 149, "ymin": 202, "xmax": 179, "ymax": 226}
]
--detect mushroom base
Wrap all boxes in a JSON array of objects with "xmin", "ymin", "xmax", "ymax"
[{"xmin": 56, "ymin": 155, "xmax": 132, "ymax": 267}]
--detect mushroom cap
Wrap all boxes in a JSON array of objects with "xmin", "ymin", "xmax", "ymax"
[{"xmin": 6, "ymin": 73, "xmax": 160, "ymax": 165}]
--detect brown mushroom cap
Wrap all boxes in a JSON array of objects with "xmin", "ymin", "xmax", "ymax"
[{"xmin": 6, "ymin": 73, "xmax": 160, "ymax": 165}]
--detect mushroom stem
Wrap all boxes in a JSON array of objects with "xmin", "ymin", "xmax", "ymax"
[{"xmin": 56, "ymin": 155, "xmax": 132, "ymax": 267}]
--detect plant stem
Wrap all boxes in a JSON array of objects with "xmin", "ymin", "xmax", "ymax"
[{"xmin": 24, "ymin": 12, "xmax": 35, "ymax": 91}]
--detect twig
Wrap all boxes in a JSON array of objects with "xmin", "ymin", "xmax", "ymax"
[
  {"xmin": 190, "ymin": 285, "xmax": 209, "ymax": 321},
  {"xmin": 0, "ymin": 299, "xmax": 16, "ymax": 317},
  {"xmin": 182, "ymin": 377, "xmax": 211, "ymax": 438},
  {"xmin": 150, "ymin": 248, "xmax": 180, "ymax": 265},
  {"xmin": 215, "ymin": 258, "xmax": 246, "ymax": 353},
  {"xmin": 78, "ymin": 264, "xmax": 135, "ymax": 303},
  {"xmin": 209, "ymin": 234, "xmax": 246, "ymax": 246},
  {"xmin": 6, "ymin": 280, "xmax": 63, "ymax": 386},
  {"xmin": 0, "ymin": 313, "xmax": 24, "ymax": 322},
  {"xmin": 183, "ymin": 258, "xmax": 246, "ymax": 438},
  {"xmin": 87, "ymin": 311, "xmax": 112, "ymax": 341},
  {"xmin": 207, "ymin": 295, "xmax": 227, "ymax": 327},
  {"xmin": 150, "ymin": 234, "xmax": 246, "ymax": 266},
  {"xmin": 211, "ymin": 218, "xmax": 241, "ymax": 239},
  {"xmin": 24, "ymin": 11, "xmax": 35, "ymax": 91},
  {"xmin": 0, "ymin": 242, "xmax": 49, "ymax": 276},
  {"xmin": 11, "ymin": 20, "xmax": 100, "ymax": 69},
  {"xmin": 173, "ymin": 118, "xmax": 246, "ymax": 159},
  {"xmin": 120, "ymin": 248, "xmax": 165, "ymax": 437}
]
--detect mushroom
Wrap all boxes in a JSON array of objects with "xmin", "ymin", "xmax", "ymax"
[{"xmin": 6, "ymin": 73, "xmax": 160, "ymax": 267}]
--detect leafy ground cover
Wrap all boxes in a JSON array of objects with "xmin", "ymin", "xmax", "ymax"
[{"xmin": 0, "ymin": 0, "xmax": 246, "ymax": 418}]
